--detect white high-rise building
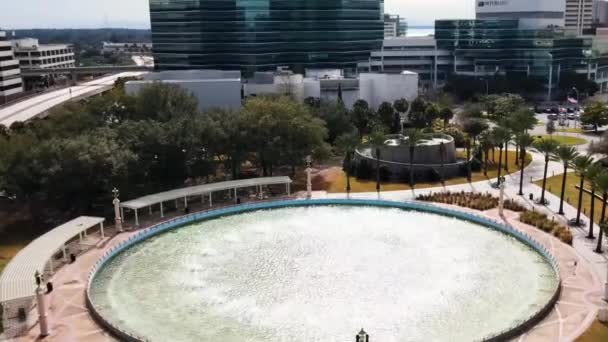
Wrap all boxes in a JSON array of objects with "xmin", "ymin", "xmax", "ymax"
[
  {"xmin": 565, "ymin": 0, "xmax": 593, "ymax": 34},
  {"xmin": 0, "ymin": 31, "xmax": 23, "ymax": 104},
  {"xmin": 476, "ymin": 0, "xmax": 566, "ymax": 28}
]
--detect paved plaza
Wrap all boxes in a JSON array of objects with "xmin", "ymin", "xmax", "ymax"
[{"xmin": 4, "ymin": 147, "xmax": 608, "ymax": 342}]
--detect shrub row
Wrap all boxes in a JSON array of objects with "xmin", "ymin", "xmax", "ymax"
[
  {"xmin": 416, "ymin": 191, "xmax": 526, "ymax": 212},
  {"xmin": 519, "ymin": 210, "xmax": 573, "ymax": 245}
]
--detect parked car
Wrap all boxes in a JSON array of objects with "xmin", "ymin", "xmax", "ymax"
[
  {"xmin": 548, "ymin": 113, "xmax": 558, "ymax": 120},
  {"xmin": 567, "ymin": 113, "xmax": 576, "ymax": 120}
]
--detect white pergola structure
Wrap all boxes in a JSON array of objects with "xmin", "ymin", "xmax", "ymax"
[
  {"xmin": 119, "ymin": 177, "xmax": 292, "ymax": 226},
  {"xmin": 0, "ymin": 216, "xmax": 104, "ymax": 325}
]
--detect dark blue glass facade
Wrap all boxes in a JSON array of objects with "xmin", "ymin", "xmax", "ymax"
[
  {"xmin": 149, "ymin": 0, "xmax": 384, "ymax": 73},
  {"xmin": 435, "ymin": 19, "xmax": 593, "ymax": 98}
]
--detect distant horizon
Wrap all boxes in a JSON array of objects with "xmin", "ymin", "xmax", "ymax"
[{"xmin": 3, "ymin": 24, "xmax": 437, "ymax": 31}]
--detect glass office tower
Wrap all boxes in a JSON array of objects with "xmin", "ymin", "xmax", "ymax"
[
  {"xmin": 149, "ymin": 0, "xmax": 384, "ymax": 74},
  {"xmin": 435, "ymin": 19, "xmax": 593, "ymax": 99}
]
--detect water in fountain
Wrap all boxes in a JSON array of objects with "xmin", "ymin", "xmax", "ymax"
[{"xmin": 90, "ymin": 206, "xmax": 558, "ymax": 342}]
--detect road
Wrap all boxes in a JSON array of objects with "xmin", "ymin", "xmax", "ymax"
[{"xmin": 0, "ymin": 71, "xmax": 145, "ymax": 127}]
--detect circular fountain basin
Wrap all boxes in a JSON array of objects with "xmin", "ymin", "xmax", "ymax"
[{"xmin": 89, "ymin": 204, "xmax": 559, "ymax": 342}]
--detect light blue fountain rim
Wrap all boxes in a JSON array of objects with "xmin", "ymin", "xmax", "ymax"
[{"xmin": 85, "ymin": 199, "xmax": 562, "ymax": 342}]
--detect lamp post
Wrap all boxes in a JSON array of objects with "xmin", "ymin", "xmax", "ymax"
[
  {"xmin": 498, "ymin": 176, "xmax": 506, "ymax": 217},
  {"xmin": 112, "ymin": 188, "xmax": 123, "ymax": 232},
  {"xmin": 356, "ymin": 328, "xmax": 369, "ymax": 342},
  {"xmin": 306, "ymin": 155, "xmax": 312, "ymax": 199},
  {"xmin": 34, "ymin": 271, "xmax": 50, "ymax": 337}
]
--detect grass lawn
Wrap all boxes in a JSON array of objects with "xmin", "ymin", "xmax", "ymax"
[
  {"xmin": 576, "ymin": 321, "xmax": 608, "ymax": 342},
  {"xmin": 0, "ymin": 241, "xmax": 29, "ymax": 274},
  {"xmin": 315, "ymin": 151, "xmax": 531, "ymax": 193},
  {"xmin": 534, "ymin": 135, "xmax": 587, "ymax": 146},
  {"xmin": 534, "ymin": 172, "xmax": 607, "ymax": 225},
  {"xmin": 557, "ymin": 127, "xmax": 585, "ymax": 134}
]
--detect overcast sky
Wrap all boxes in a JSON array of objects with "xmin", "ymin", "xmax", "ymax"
[{"xmin": 0, "ymin": 0, "xmax": 475, "ymax": 29}]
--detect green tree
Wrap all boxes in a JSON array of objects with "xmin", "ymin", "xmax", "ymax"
[
  {"xmin": 132, "ymin": 83, "xmax": 199, "ymax": 122},
  {"xmin": 241, "ymin": 96, "xmax": 329, "ymax": 177},
  {"xmin": 492, "ymin": 126, "xmax": 511, "ymax": 178},
  {"xmin": 439, "ymin": 107, "xmax": 454, "ymax": 129},
  {"xmin": 377, "ymin": 102, "xmax": 397, "ymax": 133},
  {"xmin": 313, "ymin": 101, "xmax": 355, "ymax": 144},
  {"xmin": 552, "ymin": 145, "xmax": 579, "ymax": 214},
  {"xmin": 494, "ymin": 94, "xmax": 525, "ymax": 120},
  {"xmin": 533, "ymin": 139, "xmax": 560, "ymax": 205},
  {"xmin": 462, "ymin": 118, "xmax": 488, "ymax": 145},
  {"xmin": 351, "ymin": 99, "xmax": 372, "ymax": 137},
  {"xmin": 581, "ymin": 101, "xmax": 608, "ymax": 133},
  {"xmin": 407, "ymin": 98, "xmax": 429, "ymax": 128},
  {"xmin": 393, "ymin": 98, "xmax": 409, "ymax": 115}
]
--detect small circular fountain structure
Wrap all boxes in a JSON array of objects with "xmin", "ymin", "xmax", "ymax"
[
  {"xmin": 354, "ymin": 133, "xmax": 469, "ymax": 181},
  {"xmin": 86, "ymin": 199, "xmax": 560, "ymax": 342}
]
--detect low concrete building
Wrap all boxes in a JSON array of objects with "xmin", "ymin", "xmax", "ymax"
[
  {"xmin": 0, "ymin": 31, "xmax": 23, "ymax": 104},
  {"xmin": 125, "ymin": 68, "xmax": 419, "ymax": 112},
  {"xmin": 244, "ymin": 71, "xmax": 320, "ymax": 101},
  {"xmin": 125, "ymin": 70, "xmax": 242, "ymax": 112},
  {"xmin": 12, "ymin": 38, "xmax": 75, "ymax": 69},
  {"xmin": 359, "ymin": 72, "xmax": 419, "ymax": 109}
]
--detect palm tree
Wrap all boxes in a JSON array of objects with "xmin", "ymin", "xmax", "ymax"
[
  {"xmin": 515, "ymin": 133, "xmax": 534, "ymax": 196},
  {"xmin": 592, "ymin": 170, "xmax": 608, "ymax": 253},
  {"xmin": 404, "ymin": 129, "xmax": 424, "ymax": 188},
  {"xmin": 479, "ymin": 131, "xmax": 494, "ymax": 177},
  {"xmin": 369, "ymin": 129, "xmax": 386, "ymax": 193},
  {"xmin": 533, "ymin": 139, "xmax": 560, "ymax": 205},
  {"xmin": 552, "ymin": 145, "xmax": 579, "ymax": 215},
  {"xmin": 573, "ymin": 155, "xmax": 594, "ymax": 226},
  {"xmin": 586, "ymin": 163, "xmax": 603, "ymax": 239},
  {"xmin": 335, "ymin": 133, "xmax": 360, "ymax": 194},
  {"xmin": 492, "ymin": 126, "xmax": 511, "ymax": 179}
]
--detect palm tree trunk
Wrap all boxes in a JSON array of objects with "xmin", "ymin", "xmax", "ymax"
[
  {"xmin": 497, "ymin": 146, "xmax": 503, "ymax": 179},
  {"xmin": 409, "ymin": 147, "xmax": 415, "ymax": 188},
  {"xmin": 345, "ymin": 153, "xmax": 352, "ymax": 194},
  {"xmin": 540, "ymin": 156, "xmax": 549, "ymax": 204},
  {"xmin": 440, "ymin": 156, "xmax": 445, "ymax": 184},
  {"xmin": 466, "ymin": 145, "xmax": 471, "ymax": 181},
  {"xmin": 376, "ymin": 148, "xmax": 381, "ymax": 193},
  {"xmin": 558, "ymin": 165, "xmax": 567, "ymax": 214},
  {"xmin": 518, "ymin": 147, "xmax": 525, "ymax": 195},
  {"xmin": 588, "ymin": 188, "xmax": 596, "ymax": 239},
  {"xmin": 484, "ymin": 149, "xmax": 489, "ymax": 176},
  {"xmin": 515, "ymin": 144, "xmax": 519, "ymax": 166},
  {"xmin": 576, "ymin": 176, "xmax": 585, "ymax": 225},
  {"xmin": 596, "ymin": 193, "xmax": 607, "ymax": 253},
  {"xmin": 504, "ymin": 141, "xmax": 509, "ymax": 172}
]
